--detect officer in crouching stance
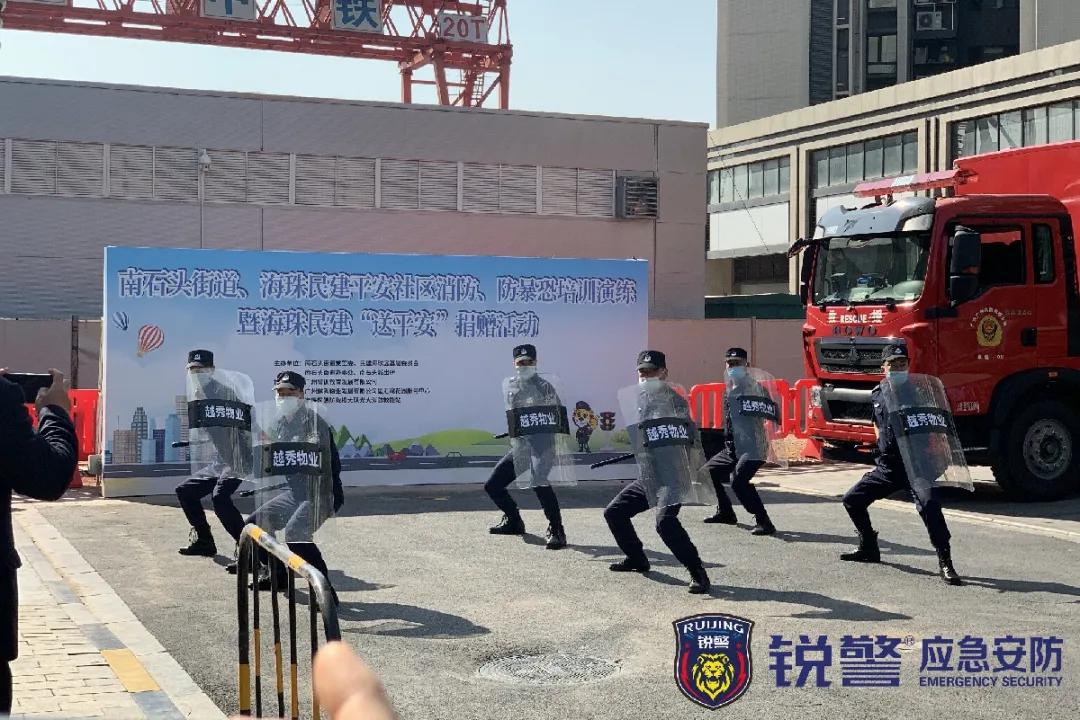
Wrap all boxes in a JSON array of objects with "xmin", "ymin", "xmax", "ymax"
[
  {"xmin": 603, "ymin": 350, "xmax": 710, "ymax": 594},
  {"xmin": 702, "ymin": 347, "xmax": 777, "ymax": 535},
  {"xmin": 175, "ymin": 350, "xmax": 249, "ymax": 558},
  {"xmin": 839, "ymin": 345, "xmax": 962, "ymax": 585},
  {"xmin": 485, "ymin": 345, "xmax": 567, "ymax": 550},
  {"xmin": 246, "ymin": 371, "xmax": 344, "ymax": 600}
]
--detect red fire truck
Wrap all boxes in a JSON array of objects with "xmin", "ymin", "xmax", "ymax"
[{"xmin": 792, "ymin": 140, "xmax": 1080, "ymax": 500}]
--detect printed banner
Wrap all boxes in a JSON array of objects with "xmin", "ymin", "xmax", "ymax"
[{"xmin": 101, "ymin": 246, "xmax": 648, "ymax": 496}]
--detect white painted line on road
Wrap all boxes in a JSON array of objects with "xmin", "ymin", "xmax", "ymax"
[{"xmin": 770, "ymin": 481, "xmax": 1080, "ymax": 544}]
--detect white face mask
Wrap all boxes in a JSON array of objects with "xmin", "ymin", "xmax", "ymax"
[
  {"xmin": 639, "ymin": 376, "xmax": 662, "ymax": 386},
  {"xmin": 276, "ymin": 396, "xmax": 301, "ymax": 415},
  {"xmin": 516, "ymin": 365, "xmax": 536, "ymax": 379}
]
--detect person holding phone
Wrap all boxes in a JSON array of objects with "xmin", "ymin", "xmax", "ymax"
[{"xmin": 0, "ymin": 368, "xmax": 78, "ymax": 713}]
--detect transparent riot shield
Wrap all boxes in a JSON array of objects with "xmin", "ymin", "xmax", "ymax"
[
  {"xmin": 251, "ymin": 400, "xmax": 337, "ymax": 544},
  {"xmin": 186, "ymin": 369, "xmax": 255, "ymax": 481},
  {"xmin": 617, "ymin": 380, "xmax": 714, "ymax": 509},
  {"xmin": 724, "ymin": 367, "xmax": 788, "ymax": 468},
  {"xmin": 880, "ymin": 373, "xmax": 974, "ymax": 495},
  {"xmin": 502, "ymin": 371, "xmax": 576, "ymax": 489}
]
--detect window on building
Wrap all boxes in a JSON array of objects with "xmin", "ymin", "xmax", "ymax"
[
  {"xmin": 829, "ymin": 146, "xmax": 847, "ymax": 185},
  {"xmin": 883, "ymin": 135, "xmax": 902, "ymax": 176},
  {"xmin": 814, "ymin": 150, "xmax": 829, "ymax": 188},
  {"xmin": 708, "ymin": 170, "xmax": 720, "ymax": 205},
  {"xmin": 748, "ymin": 162, "xmax": 764, "ymax": 199},
  {"xmin": 1000, "ymin": 111, "xmax": 1022, "ymax": 149},
  {"xmin": 734, "ymin": 253, "xmax": 789, "ymax": 286},
  {"xmin": 1034, "ymin": 224, "xmax": 1055, "ymax": 284},
  {"xmin": 711, "ymin": 158, "xmax": 790, "ymax": 206},
  {"xmin": 733, "ymin": 164, "xmax": 748, "ymax": 201},
  {"xmin": 719, "ymin": 168, "xmax": 734, "ymax": 204},
  {"xmin": 846, "ymin": 142, "xmax": 864, "ymax": 183},
  {"xmin": 952, "ymin": 100, "xmax": 1080, "ymax": 160},
  {"xmin": 811, "ymin": 131, "xmax": 917, "ymax": 189},
  {"xmin": 1023, "ymin": 106, "xmax": 1048, "ymax": 147},
  {"xmin": 902, "ymin": 132, "xmax": 918, "ymax": 173},
  {"xmin": 1048, "ymin": 103, "xmax": 1074, "ymax": 142},
  {"xmin": 864, "ymin": 138, "xmax": 884, "ymax": 179},
  {"xmin": 976, "ymin": 115, "xmax": 999, "ymax": 155},
  {"xmin": 836, "ymin": 0, "xmax": 851, "ymax": 25},
  {"xmin": 763, "ymin": 158, "xmax": 780, "ymax": 197},
  {"xmin": 866, "ymin": 33, "xmax": 898, "ymax": 88},
  {"xmin": 837, "ymin": 29, "xmax": 850, "ymax": 93}
]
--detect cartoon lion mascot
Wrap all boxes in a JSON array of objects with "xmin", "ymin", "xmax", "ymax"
[
  {"xmin": 572, "ymin": 401, "xmax": 598, "ymax": 453},
  {"xmin": 692, "ymin": 653, "xmax": 735, "ymax": 701}
]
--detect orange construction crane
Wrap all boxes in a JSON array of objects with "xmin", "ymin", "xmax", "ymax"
[{"xmin": 0, "ymin": 0, "xmax": 511, "ymax": 108}]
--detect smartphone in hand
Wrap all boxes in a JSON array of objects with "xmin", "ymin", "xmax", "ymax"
[{"xmin": 3, "ymin": 373, "xmax": 54, "ymax": 404}]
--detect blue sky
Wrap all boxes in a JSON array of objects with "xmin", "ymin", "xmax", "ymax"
[{"xmin": 0, "ymin": 0, "xmax": 717, "ymax": 124}]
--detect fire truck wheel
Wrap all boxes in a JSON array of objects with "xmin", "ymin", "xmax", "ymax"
[{"xmin": 993, "ymin": 399, "xmax": 1079, "ymax": 501}]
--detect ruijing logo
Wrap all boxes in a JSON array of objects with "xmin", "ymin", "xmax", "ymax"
[{"xmin": 673, "ymin": 613, "xmax": 754, "ymax": 710}]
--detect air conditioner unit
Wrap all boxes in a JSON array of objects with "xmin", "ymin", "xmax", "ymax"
[{"xmin": 916, "ymin": 10, "xmax": 944, "ymax": 31}]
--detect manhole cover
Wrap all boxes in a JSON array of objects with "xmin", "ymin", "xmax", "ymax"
[{"xmin": 478, "ymin": 654, "xmax": 619, "ymax": 686}]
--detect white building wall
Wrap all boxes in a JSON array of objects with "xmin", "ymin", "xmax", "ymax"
[{"xmin": 0, "ymin": 77, "xmax": 706, "ymax": 321}]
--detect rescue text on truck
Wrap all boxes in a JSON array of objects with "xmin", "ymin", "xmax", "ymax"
[{"xmin": 789, "ymin": 141, "xmax": 1080, "ymax": 501}]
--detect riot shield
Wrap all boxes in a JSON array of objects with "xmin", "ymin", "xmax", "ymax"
[
  {"xmin": 617, "ymin": 380, "xmax": 714, "ymax": 509},
  {"xmin": 251, "ymin": 400, "xmax": 337, "ymax": 544},
  {"xmin": 724, "ymin": 367, "xmax": 788, "ymax": 468},
  {"xmin": 880, "ymin": 373, "xmax": 974, "ymax": 495},
  {"xmin": 502, "ymin": 371, "xmax": 576, "ymax": 489},
  {"xmin": 186, "ymin": 369, "xmax": 255, "ymax": 481}
]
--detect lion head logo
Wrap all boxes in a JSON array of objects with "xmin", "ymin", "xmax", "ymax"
[{"xmin": 691, "ymin": 653, "xmax": 735, "ymax": 701}]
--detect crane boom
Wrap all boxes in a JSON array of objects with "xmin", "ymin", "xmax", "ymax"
[{"xmin": 0, "ymin": 0, "xmax": 511, "ymax": 108}]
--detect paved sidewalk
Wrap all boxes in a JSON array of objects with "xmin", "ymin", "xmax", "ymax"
[{"xmin": 9, "ymin": 499, "xmax": 225, "ymax": 719}]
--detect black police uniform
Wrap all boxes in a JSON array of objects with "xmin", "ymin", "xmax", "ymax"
[
  {"xmin": 842, "ymin": 384, "xmax": 952, "ymax": 551},
  {"xmin": 175, "ymin": 350, "xmax": 250, "ymax": 554},
  {"xmin": 703, "ymin": 351, "xmax": 775, "ymax": 533},
  {"xmin": 248, "ymin": 375, "xmax": 344, "ymax": 591},
  {"xmin": 485, "ymin": 345, "xmax": 565, "ymax": 546},
  {"xmin": 604, "ymin": 351, "xmax": 708, "ymax": 591},
  {"xmin": 1, "ymin": 376, "xmax": 77, "ymax": 713}
]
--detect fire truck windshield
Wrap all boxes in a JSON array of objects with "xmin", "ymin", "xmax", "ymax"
[{"xmin": 811, "ymin": 232, "xmax": 931, "ymax": 306}]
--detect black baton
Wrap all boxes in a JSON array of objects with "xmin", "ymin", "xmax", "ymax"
[{"xmin": 589, "ymin": 453, "xmax": 635, "ymax": 470}]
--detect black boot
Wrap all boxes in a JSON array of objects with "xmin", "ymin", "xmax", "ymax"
[
  {"xmin": 840, "ymin": 531, "xmax": 880, "ymax": 562},
  {"xmin": 545, "ymin": 524, "xmax": 567, "ymax": 550},
  {"xmin": 703, "ymin": 506, "xmax": 738, "ymax": 525},
  {"xmin": 688, "ymin": 566, "xmax": 710, "ymax": 594},
  {"xmin": 178, "ymin": 527, "xmax": 217, "ymax": 557},
  {"xmin": 609, "ymin": 556, "xmax": 650, "ymax": 573},
  {"xmin": 225, "ymin": 545, "xmax": 239, "ymax": 574},
  {"xmin": 937, "ymin": 548, "xmax": 963, "ymax": 586},
  {"xmin": 489, "ymin": 514, "xmax": 525, "ymax": 535},
  {"xmin": 750, "ymin": 514, "xmax": 776, "ymax": 536}
]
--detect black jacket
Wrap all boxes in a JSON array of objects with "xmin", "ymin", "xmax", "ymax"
[
  {"xmin": 1, "ymin": 376, "xmax": 77, "ymax": 660},
  {"xmin": 870, "ymin": 385, "xmax": 904, "ymax": 475}
]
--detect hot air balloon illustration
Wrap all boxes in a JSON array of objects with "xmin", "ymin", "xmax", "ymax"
[
  {"xmin": 136, "ymin": 324, "xmax": 164, "ymax": 357},
  {"xmin": 111, "ymin": 311, "xmax": 129, "ymax": 332}
]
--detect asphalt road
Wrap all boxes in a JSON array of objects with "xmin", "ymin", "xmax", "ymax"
[{"xmin": 36, "ymin": 472, "xmax": 1080, "ymax": 719}]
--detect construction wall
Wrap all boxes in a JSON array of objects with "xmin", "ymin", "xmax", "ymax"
[{"xmin": 650, "ymin": 318, "xmax": 804, "ymax": 388}]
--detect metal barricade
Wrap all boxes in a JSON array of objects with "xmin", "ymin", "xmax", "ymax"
[{"xmin": 237, "ymin": 524, "xmax": 341, "ymax": 718}]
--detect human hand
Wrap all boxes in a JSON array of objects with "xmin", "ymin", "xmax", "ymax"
[
  {"xmin": 36, "ymin": 369, "xmax": 71, "ymax": 414},
  {"xmin": 314, "ymin": 642, "xmax": 397, "ymax": 720}
]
